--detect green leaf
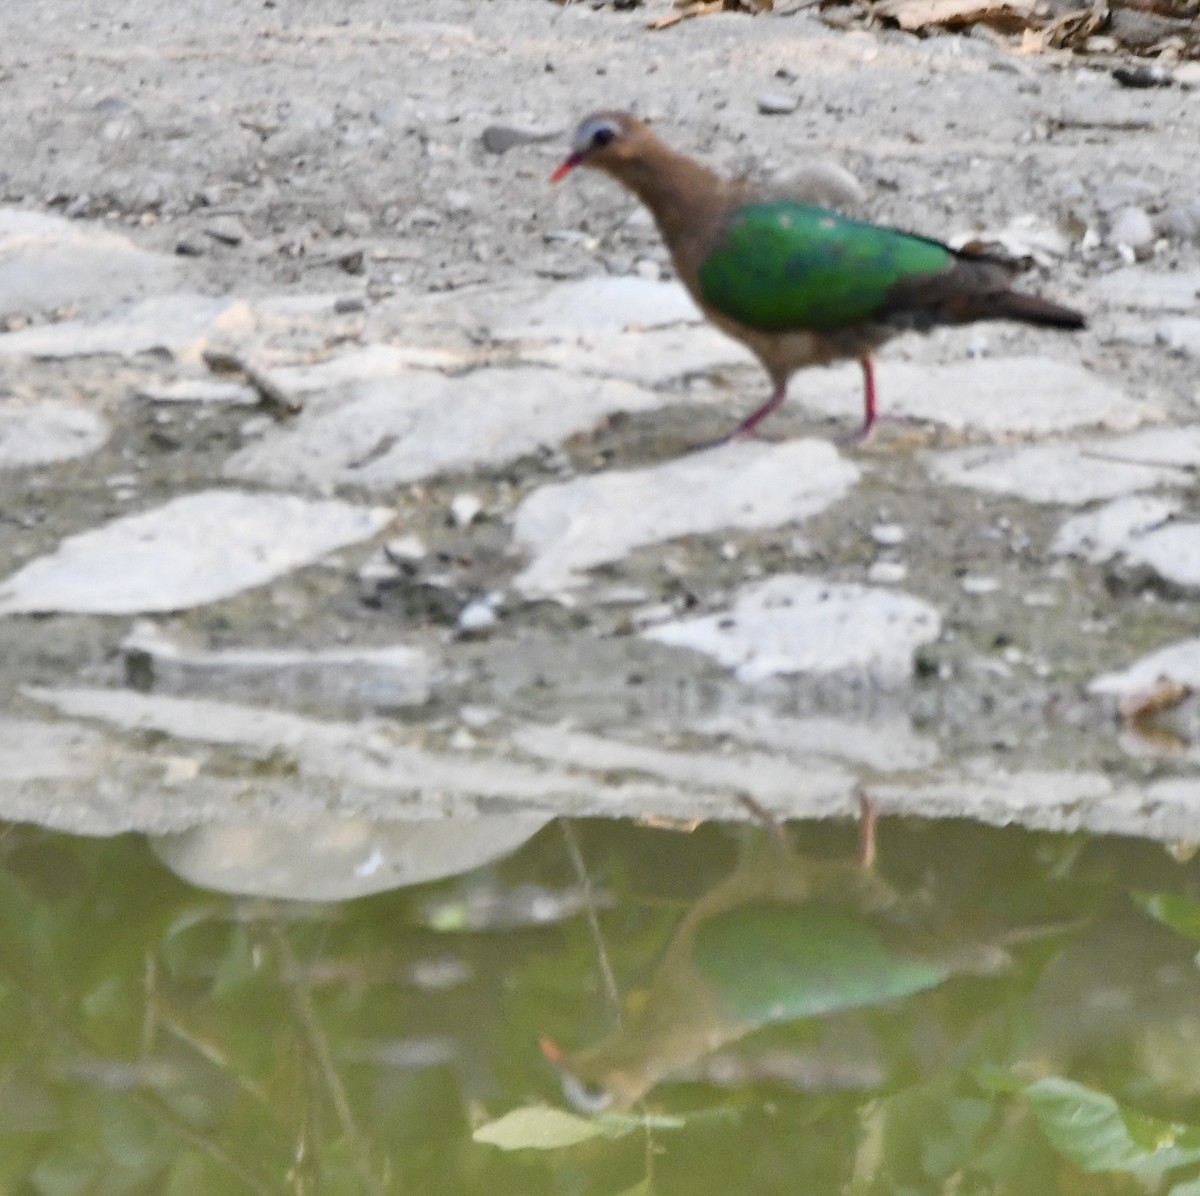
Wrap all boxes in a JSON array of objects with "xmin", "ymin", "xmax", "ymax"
[
  {"xmin": 472, "ymin": 1105, "xmax": 606, "ymax": 1151},
  {"xmin": 1170, "ymin": 1178, "xmax": 1200, "ymax": 1196},
  {"xmin": 1024, "ymin": 1077, "xmax": 1200, "ymax": 1175},
  {"xmin": 1134, "ymin": 891, "xmax": 1200, "ymax": 942}
]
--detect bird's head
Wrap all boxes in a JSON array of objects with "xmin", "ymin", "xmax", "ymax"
[
  {"xmin": 539, "ymin": 1034, "xmax": 648, "ymax": 1114},
  {"xmin": 550, "ymin": 111, "xmax": 652, "ymax": 184}
]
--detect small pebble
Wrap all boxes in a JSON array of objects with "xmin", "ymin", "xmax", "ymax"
[
  {"xmin": 1108, "ymin": 205, "xmax": 1156, "ymax": 253},
  {"xmin": 1113, "ymin": 63, "xmax": 1173, "ymax": 88},
  {"xmin": 757, "ymin": 92, "xmax": 798, "ymax": 116},
  {"xmin": 334, "ymin": 296, "xmax": 366, "ymax": 314},
  {"xmin": 868, "ymin": 561, "xmax": 907, "ymax": 584},
  {"xmin": 175, "ymin": 232, "xmax": 206, "ymax": 257},
  {"xmin": 205, "ymin": 215, "xmax": 248, "ymax": 246},
  {"xmin": 961, "ymin": 576, "xmax": 1001, "ymax": 595},
  {"xmin": 357, "ymin": 549, "xmax": 400, "ymax": 583},
  {"xmin": 458, "ymin": 598, "xmax": 498, "ymax": 632},
  {"xmin": 1158, "ymin": 200, "xmax": 1200, "ymax": 243},
  {"xmin": 633, "ymin": 258, "xmax": 661, "ymax": 281},
  {"xmin": 385, "ymin": 534, "xmax": 427, "ymax": 562},
  {"xmin": 239, "ymin": 415, "xmax": 273, "ymax": 439},
  {"xmin": 871, "ymin": 523, "xmax": 905, "ymax": 547},
  {"xmin": 450, "ymin": 493, "xmax": 483, "ymax": 528}
]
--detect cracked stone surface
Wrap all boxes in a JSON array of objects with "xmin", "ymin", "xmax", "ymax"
[{"xmin": 0, "ymin": 0, "xmax": 1198, "ymax": 858}]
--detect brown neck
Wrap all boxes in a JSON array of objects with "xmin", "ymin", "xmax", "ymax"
[{"xmin": 603, "ymin": 145, "xmax": 740, "ymax": 285}]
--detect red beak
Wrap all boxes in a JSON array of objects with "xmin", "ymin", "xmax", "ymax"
[
  {"xmin": 550, "ymin": 152, "xmax": 583, "ymax": 184},
  {"xmin": 539, "ymin": 1035, "xmax": 566, "ymax": 1065}
]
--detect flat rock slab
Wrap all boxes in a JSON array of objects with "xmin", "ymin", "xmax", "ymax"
[
  {"xmin": 929, "ymin": 437, "xmax": 1194, "ymax": 505},
  {"xmin": 269, "ymin": 343, "xmax": 471, "ymax": 393},
  {"xmin": 0, "ymin": 294, "xmax": 251, "ymax": 362},
  {"xmin": 1157, "ymin": 318, "xmax": 1200, "ymax": 359},
  {"xmin": 1052, "ymin": 495, "xmax": 1181, "ymax": 562},
  {"xmin": 512, "ymin": 439, "xmax": 860, "ymax": 599},
  {"xmin": 518, "ymin": 324, "xmax": 754, "ymax": 387},
  {"xmin": 122, "ymin": 622, "xmax": 439, "ymax": 711},
  {"xmin": 796, "ymin": 357, "xmax": 1149, "ymax": 434},
  {"xmin": 0, "ymin": 399, "xmax": 109, "ymax": 468},
  {"xmin": 687, "ymin": 709, "xmax": 939, "ymax": 771},
  {"xmin": 0, "ymin": 489, "xmax": 392, "ymax": 615},
  {"xmin": 0, "ymin": 207, "xmax": 181, "ymax": 320},
  {"xmin": 16, "ymin": 687, "xmax": 711, "ymax": 834},
  {"xmin": 1123, "ymin": 523, "xmax": 1200, "ymax": 589},
  {"xmin": 1091, "ymin": 637, "xmax": 1200, "ymax": 698},
  {"xmin": 1092, "ymin": 268, "xmax": 1200, "ymax": 312},
  {"xmin": 490, "ymin": 276, "xmax": 702, "ymax": 340},
  {"xmin": 643, "ymin": 573, "xmax": 942, "ymax": 684},
  {"xmin": 224, "ymin": 368, "xmax": 660, "ymax": 491}
]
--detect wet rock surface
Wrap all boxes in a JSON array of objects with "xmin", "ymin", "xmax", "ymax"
[{"xmin": 0, "ymin": 0, "xmax": 1198, "ymax": 845}]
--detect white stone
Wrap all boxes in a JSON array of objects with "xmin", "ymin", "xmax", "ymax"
[
  {"xmin": 518, "ymin": 323, "xmax": 754, "ymax": 387},
  {"xmin": 685, "ymin": 709, "xmax": 939, "ymax": 771},
  {"xmin": 961, "ymin": 576, "xmax": 1001, "ymax": 595},
  {"xmin": 137, "ymin": 377, "xmax": 258, "ymax": 405},
  {"xmin": 1108, "ymin": 206, "xmax": 1156, "ymax": 251},
  {"xmin": 269, "ymin": 343, "xmax": 467, "ymax": 392},
  {"xmin": 0, "ymin": 207, "xmax": 181, "ymax": 319},
  {"xmin": 871, "ymin": 523, "xmax": 906, "ymax": 546},
  {"xmin": 490, "ymin": 276, "xmax": 702, "ymax": 341},
  {"xmin": 867, "ymin": 561, "xmax": 908, "ymax": 584},
  {"xmin": 1124, "ymin": 523, "xmax": 1200, "ymax": 588},
  {"xmin": 1091, "ymin": 637, "xmax": 1200, "ymax": 697},
  {"xmin": 458, "ymin": 598, "xmax": 498, "ymax": 631},
  {"xmin": 121, "ymin": 621, "xmax": 438, "ymax": 708},
  {"xmin": 512, "ymin": 722, "xmax": 852, "ymax": 808},
  {"xmin": 0, "ymin": 489, "xmax": 393, "ymax": 615},
  {"xmin": 450, "ymin": 493, "xmax": 484, "ymax": 527},
  {"xmin": 1052, "ymin": 495, "xmax": 1181, "ymax": 562},
  {"xmin": 0, "ymin": 400, "xmax": 108, "ymax": 468},
  {"xmin": 224, "ymin": 369, "xmax": 661, "ymax": 491},
  {"xmin": 1157, "ymin": 318, "xmax": 1200, "ymax": 359},
  {"xmin": 929, "ymin": 441, "xmax": 1191, "ymax": 505},
  {"xmin": 643, "ymin": 573, "xmax": 941, "ymax": 684},
  {"xmin": 0, "ymin": 294, "xmax": 251, "ymax": 361},
  {"xmin": 1091, "ymin": 268, "xmax": 1200, "ymax": 312},
  {"xmin": 512, "ymin": 439, "xmax": 860, "ymax": 598},
  {"xmin": 796, "ymin": 357, "xmax": 1147, "ymax": 434}
]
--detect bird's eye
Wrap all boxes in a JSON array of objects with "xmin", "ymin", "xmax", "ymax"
[
  {"xmin": 561, "ymin": 1072, "xmax": 613, "ymax": 1115},
  {"xmin": 590, "ymin": 126, "xmax": 616, "ymax": 150}
]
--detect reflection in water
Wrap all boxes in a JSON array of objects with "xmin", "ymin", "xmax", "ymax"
[
  {"xmin": 542, "ymin": 830, "xmax": 1013, "ymax": 1112},
  {"xmin": 151, "ymin": 813, "xmax": 552, "ymax": 899},
  {"xmin": 0, "ymin": 816, "xmax": 1199, "ymax": 1193}
]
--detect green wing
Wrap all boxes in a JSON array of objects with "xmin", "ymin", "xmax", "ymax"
[
  {"xmin": 692, "ymin": 903, "xmax": 947, "ymax": 1025},
  {"xmin": 698, "ymin": 201, "xmax": 954, "ymax": 332}
]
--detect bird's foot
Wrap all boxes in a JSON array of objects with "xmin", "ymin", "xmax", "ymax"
[{"xmin": 687, "ymin": 421, "xmax": 786, "ymax": 453}]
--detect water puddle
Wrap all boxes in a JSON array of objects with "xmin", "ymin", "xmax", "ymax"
[{"xmin": 2, "ymin": 810, "xmax": 1198, "ymax": 1194}]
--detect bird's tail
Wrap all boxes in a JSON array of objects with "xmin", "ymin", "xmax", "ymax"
[{"xmin": 984, "ymin": 290, "xmax": 1086, "ymax": 330}]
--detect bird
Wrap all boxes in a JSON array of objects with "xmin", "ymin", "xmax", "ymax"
[
  {"xmin": 541, "ymin": 820, "xmax": 1013, "ymax": 1113},
  {"xmin": 551, "ymin": 111, "xmax": 1086, "ymax": 442}
]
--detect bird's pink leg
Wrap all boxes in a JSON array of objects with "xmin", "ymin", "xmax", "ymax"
[
  {"xmin": 732, "ymin": 380, "xmax": 788, "ymax": 439},
  {"xmin": 689, "ymin": 380, "xmax": 788, "ymax": 452},
  {"xmin": 858, "ymin": 355, "xmax": 877, "ymax": 439}
]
